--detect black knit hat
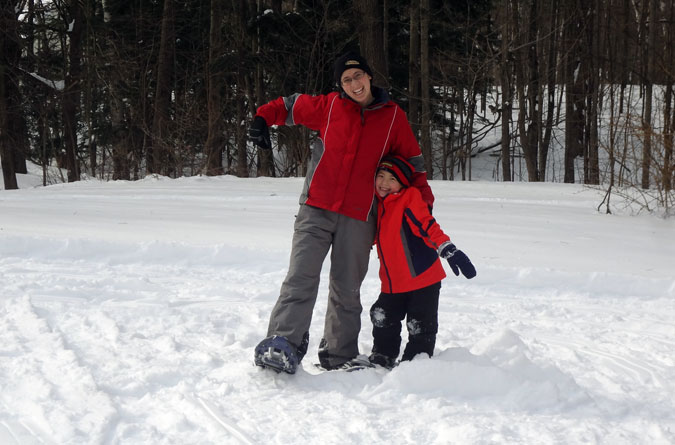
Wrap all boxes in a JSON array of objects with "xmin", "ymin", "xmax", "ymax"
[
  {"xmin": 334, "ymin": 51, "xmax": 373, "ymax": 86},
  {"xmin": 377, "ymin": 155, "xmax": 413, "ymax": 187}
]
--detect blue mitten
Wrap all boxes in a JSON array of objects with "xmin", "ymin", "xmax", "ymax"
[
  {"xmin": 439, "ymin": 242, "xmax": 476, "ymax": 279},
  {"xmin": 248, "ymin": 116, "xmax": 271, "ymax": 149}
]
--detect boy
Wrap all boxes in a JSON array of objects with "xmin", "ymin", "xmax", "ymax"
[{"xmin": 369, "ymin": 156, "xmax": 477, "ymax": 369}]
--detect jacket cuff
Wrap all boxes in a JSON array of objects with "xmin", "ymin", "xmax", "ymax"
[{"xmin": 437, "ymin": 241, "xmax": 455, "ymax": 257}]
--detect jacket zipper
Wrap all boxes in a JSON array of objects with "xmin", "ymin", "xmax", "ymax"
[{"xmin": 376, "ymin": 200, "xmax": 393, "ymax": 292}]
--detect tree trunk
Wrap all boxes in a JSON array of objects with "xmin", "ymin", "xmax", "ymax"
[
  {"xmin": 250, "ymin": 1, "xmax": 274, "ymax": 177},
  {"xmin": 382, "ymin": 0, "xmax": 389, "ymax": 70},
  {"xmin": 103, "ymin": 3, "xmax": 130, "ymax": 180},
  {"xmin": 641, "ymin": 0, "xmax": 658, "ymax": 189},
  {"xmin": 526, "ymin": 0, "xmax": 540, "ymax": 181},
  {"xmin": 62, "ymin": 0, "xmax": 84, "ymax": 182},
  {"xmin": 150, "ymin": 0, "xmax": 175, "ymax": 176},
  {"xmin": 83, "ymin": 0, "xmax": 96, "ymax": 177},
  {"xmin": 355, "ymin": 0, "xmax": 388, "ymax": 87},
  {"xmin": 499, "ymin": 0, "xmax": 512, "ymax": 182},
  {"xmin": 236, "ymin": 71, "xmax": 248, "ymax": 177},
  {"xmin": 408, "ymin": 0, "xmax": 420, "ymax": 139},
  {"xmin": 564, "ymin": 0, "xmax": 584, "ymax": 183},
  {"xmin": 539, "ymin": 0, "xmax": 559, "ymax": 181},
  {"xmin": 420, "ymin": 0, "xmax": 432, "ymax": 178},
  {"xmin": 619, "ymin": 0, "xmax": 630, "ymax": 114},
  {"xmin": 583, "ymin": 0, "xmax": 599, "ymax": 184},
  {"xmin": 664, "ymin": 83, "xmax": 672, "ymax": 192},
  {"xmin": 204, "ymin": 0, "xmax": 225, "ymax": 176},
  {"xmin": 664, "ymin": 0, "xmax": 674, "ymax": 192},
  {"xmin": 464, "ymin": 94, "xmax": 476, "ymax": 181},
  {"xmin": 110, "ymin": 87, "xmax": 129, "ymax": 180},
  {"xmin": 0, "ymin": 1, "xmax": 21, "ymax": 190},
  {"xmin": 514, "ymin": 0, "xmax": 540, "ymax": 181},
  {"xmin": 235, "ymin": 0, "xmax": 248, "ymax": 177}
]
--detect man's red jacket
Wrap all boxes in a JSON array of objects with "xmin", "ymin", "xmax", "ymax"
[
  {"xmin": 255, "ymin": 88, "xmax": 434, "ymax": 222},
  {"xmin": 375, "ymin": 186, "xmax": 449, "ymax": 293}
]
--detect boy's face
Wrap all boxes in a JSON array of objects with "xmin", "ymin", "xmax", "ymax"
[{"xmin": 375, "ymin": 169, "xmax": 403, "ymax": 198}]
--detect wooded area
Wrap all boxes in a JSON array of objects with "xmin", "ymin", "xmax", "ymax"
[{"xmin": 1, "ymin": 0, "xmax": 673, "ymax": 198}]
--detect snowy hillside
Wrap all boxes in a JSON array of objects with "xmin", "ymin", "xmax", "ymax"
[{"xmin": 0, "ymin": 172, "xmax": 673, "ymax": 444}]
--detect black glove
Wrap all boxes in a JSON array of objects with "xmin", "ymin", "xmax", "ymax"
[
  {"xmin": 248, "ymin": 116, "xmax": 271, "ymax": 149},
  {"xmin": 439, "ymin": 242, "xmax": 476, "ymax": 279}
]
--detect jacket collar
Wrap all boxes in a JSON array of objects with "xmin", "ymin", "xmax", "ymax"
[
  {"xmin": 369, "ymin": 86, "xmax": 390, "ymax": 107},
  {"xmin": 340, "ymin": 85, "xmax": 391, "ymax": 109},
  {"xmin": 376, "ymin": 187, "xmax": 407, "ymax": 204}
]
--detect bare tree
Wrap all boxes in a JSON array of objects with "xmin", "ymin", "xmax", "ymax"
[
  {"xmin": 539, "ymin": 0, "xmax": 560, "ymax": 181},
  {"xmin": 563, "ymin": 0, "xmax": 584, "ymax": 183},
  {"xmin": 513, "ymin": 0, "xmax": 541, "ymax": 181},
  {"xmin": 234, "ymin": 0, "xmax": 248, "ymax": 178},
  {"xmin": 62, "ymin": 0, "xmax": 84, "ymax": 182},
  {"xmin": 150, "ymin": 0, "xmax": 176, "ymax": 176},
  {"xmin": 204, "ymin": 0, "xmax": 226, "ymax": 176},
  {"xmin": 355, "ymin": 0, "xmax": 388, "ymax": 87},
  {"xmin": 498, "ymin": 0, "xmax": 513, "ymax": 181},
  {"xmin": 419, "ymin": 0, "xmax": 432, "ymax": 177},
  {"xmin": 641, "ymin": 0, "xmax": 659, "ymax": 189},
  {"xmin": 101, "ymin": 0, "xmax": 135, "ymax": 181},
  {"xmin": 4, "ymin": 0, "xmax": 673, "ymax": 191},
  {"xmin": 665, "ymin": 0, "xmax": 674, "ymax": 192},
  {"xmin": 82, "ymin": 0, "xmax": 96, "ymax": 177},
  {"xmin": 583, "ymin": 0, "xmax": 599, "ymax": 185},
  {"xmin": 0, "ymin": 1, "xmax": 21, "ymax": 190},
  {"xmin": 408, "ymin": 0, "xmax": 420, "ymax": 140},
  {"xmin": 249, "ymin": 1, "xmax": 274, "ymax": 177}
]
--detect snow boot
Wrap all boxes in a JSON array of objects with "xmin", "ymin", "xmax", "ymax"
[
  {"xmin": 316, "ymin": 355, "xmax": 375, "ymax": 372},
  {"xmin": 254, "ymin": 335, "xmax": 300, "ymax": 374},
  {"xmin": 368, "ymin": 352, "xmax": 396, "ymax": 370}
]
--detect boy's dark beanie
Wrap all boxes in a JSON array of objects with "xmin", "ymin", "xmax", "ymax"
[{"xmin": 377, "ymin": 155, "xmax": 413, "ymax": 187}]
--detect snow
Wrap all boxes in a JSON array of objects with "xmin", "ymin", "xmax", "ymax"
[
  {"xmin": 22, "ymin": 70, "xmax": 65, "ymax": 92},
  {"xmin": 1, "ymin": 167, "xmax": 674, "ymax": 444}
]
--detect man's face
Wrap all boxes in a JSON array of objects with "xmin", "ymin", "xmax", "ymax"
[{"xmin": 340, "ymin": 68, "xmax": 374, "ymax": 107}]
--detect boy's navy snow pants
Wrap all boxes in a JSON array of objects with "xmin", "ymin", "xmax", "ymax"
[{"xmin": 369, "ymin": 282, "xmax": 441, "ymax": 361}]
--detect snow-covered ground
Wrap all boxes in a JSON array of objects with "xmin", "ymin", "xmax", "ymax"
[{"xmin": 1, "ymin": 168, "xmax": 674, "ymax": 444}]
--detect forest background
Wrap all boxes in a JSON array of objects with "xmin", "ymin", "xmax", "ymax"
[{"xmin": 0, "ymin": 0, "xmax": 673, "ymax": 212}]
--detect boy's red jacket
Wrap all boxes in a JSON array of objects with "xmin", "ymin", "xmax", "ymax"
[
  {"xmin": 254, "ymin": 89, "xmax": 434, "ymax": 222},
  {"xmin": 376, "ymin": 186, "xmax": 449, "ymax": 293}
]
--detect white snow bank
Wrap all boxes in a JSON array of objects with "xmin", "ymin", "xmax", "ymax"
[{"xmin": 0, "ymin": 174, "xmax": 673, "ymax": 444}]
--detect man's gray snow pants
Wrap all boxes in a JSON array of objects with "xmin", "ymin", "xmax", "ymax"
[{"xmin": 266, "ymin": 203, "xmax": 376, "ymax": 368}]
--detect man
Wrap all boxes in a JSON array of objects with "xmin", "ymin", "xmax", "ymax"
[{"xmin": 250, "ymin": 51, "xmax": 434, "ymax": 373}]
